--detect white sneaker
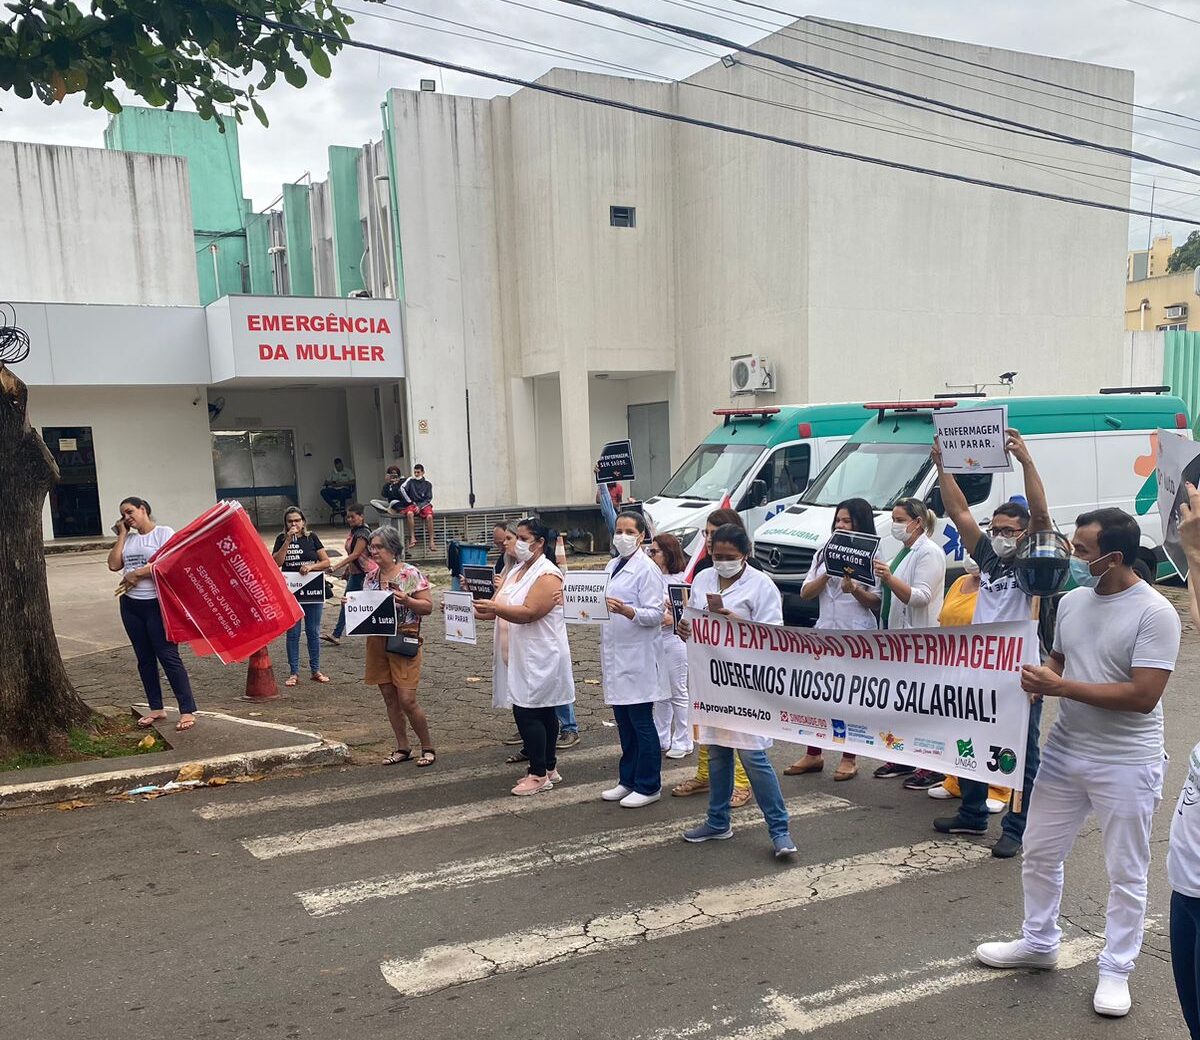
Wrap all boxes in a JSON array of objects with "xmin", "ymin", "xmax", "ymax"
[
  {"xmin": 601, "ymin": 784, "xmax": 632, "ymax": 802},
  {"xmin": 986, "ymin": 797, "xmax": 1006, "ymax": 814},
  {"xmin": 665, "ymin": 747, "xmax": 688, "ymax": 760},
  {"xmin": 976, "ymin": 939, "xmax": 1059, "ymax": 970},
  {"xmin": 620, "ymin": 790, "xmax": 661, "ymax": 808},
  {"xmin": 927, "ymin": 784, "xmax": 955, "ymax": 799},
  {"xmin": 1093, "ymin": 975, "xmax": 1131, "ymax": 1017}
]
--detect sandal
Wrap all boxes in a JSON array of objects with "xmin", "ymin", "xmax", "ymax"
[
  {"xmin": 320, "ymin": 635, "xmax": 341, "ymax": 646},
  {"xmin": 505, "ymin": 750, "xmax": 529, "ymax": 764},
  {"xmin": 137, "ymin": 713, "xmax": 165, "ymax": 728},
  {"xmin": 311, "ymin": 672, "xmax": 331, "ymax": 684},
  {"xmin": 383, "ymin": 748, "xmax": 414, "ymax": 765},
  {"xmin": 176, "ymin": 715, "xmax": 196, "ymax": 732},
  {"xmin": 417, "ymin": 748, "xmax": 437, "ymax": 768},
  {"xmin": 285, "ymin": 675, "xmax": 299, "ymax": 687}
]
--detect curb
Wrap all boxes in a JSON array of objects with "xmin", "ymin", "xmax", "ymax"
[{"xmin": 0, "ymin": 711, "xmax": 350, "ymax": 811}]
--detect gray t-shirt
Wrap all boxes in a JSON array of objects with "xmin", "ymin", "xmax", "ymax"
[
  {"xmin": 969, "ymin": 537, "xmax": 1033, "ymax": 625},
  {"xmin": 1048, "ymin": 581, "xmax": 1181, "ymax": 764}
]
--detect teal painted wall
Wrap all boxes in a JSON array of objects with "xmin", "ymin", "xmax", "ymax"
[
  {"xmin": 282, "ymin": 183, "xmax": 315, "ymax": 296},
  {"xmin": 328, "ymin": 146, "xmax": 365, "ymax": 295},
  {"xmin": 1164, "ymin": 330, "xmax": 1200, "ymax": 428},
  {"xmin": 246, "ymin": 212, "xmax": 275, "ymax": 294}
]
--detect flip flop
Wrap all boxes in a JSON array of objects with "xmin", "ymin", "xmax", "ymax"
[
  {"xmin": 137, "ymin": 715, "xmax": 163, "ymax": 728},
  {"xmin": 176, "ymin": 716, "xmax": 195, "ymax": 732},
  {"xmin": 311, "ymin": 672, "xmax": 331, "ymax": 684},
  {"xmin": 285, "ymin": 675, "xmax": 299, "ymax": 687}
]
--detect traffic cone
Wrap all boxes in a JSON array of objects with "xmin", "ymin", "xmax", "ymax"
[{"xmin": 244, "ymin": 645, "xmax": 280, "ymax": 700}]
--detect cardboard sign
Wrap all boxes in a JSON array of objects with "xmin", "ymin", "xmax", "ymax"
[
  {"xmin": 284, "ymin": 570, "xmax": 328, "ymax": 604},
  {"xmin": 462, "ymin": 565, "xmax": 497, "ymax": 600},
  {"xmin": 823, "ymin": 531, "xmax": 880, "ymax": 586},
  {"xmin": 667, "ymin": 583, "xmax": 691, "ymax": 627},
  {"xmin": 562, "ymin": 570, "xmax": 610, "ymax": 624},
  {"xmin": 596, "ymin": 440, "xmax": 636, "ymax": 485},
  {"xmin": 933, "ymin": 405, "xmax": 1011, "ymax": 473},
  {"xmin": 443, "ymin": 591, "xmax": 477, "ymax": 645},
  {"xmin": 344, "ymin": 590, "xmax": 398, "ymax": 636},
  {"xmin": 1156, "ymin": 428, "xmax": 1200, "ymax": 579}
]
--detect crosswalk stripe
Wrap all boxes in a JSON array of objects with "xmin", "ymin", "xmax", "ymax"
[
  {"xmin": 241, "ymin": 767, "xmax": 698, "ymax": 860},
  {"xmin": 197, "ymin": 745, "xmax": 621, "ymax": 821},
  {"xmin": 296, "ymin": 792, "xmax": 856, "ymax": 917},
  {"xmin": 378, "ymin": 839, "xmax": 992, "ymax": 997}
]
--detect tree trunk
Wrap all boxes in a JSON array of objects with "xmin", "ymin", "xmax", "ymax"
[{"xmin": 0, "ymin": 363, "xmax": 94, "ymax": 757}]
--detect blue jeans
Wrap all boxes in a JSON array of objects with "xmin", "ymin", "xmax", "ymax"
[
  {"xmin": 287, "ymin": 602, "xmax": 324, "ymax": 675},
  {"xmin": 333, "ymin": 572, "xmax": 365, "ymax": 638},
  {"xmin": 707, "ymin": 746, "xmax": 791, "ymax": 840},
  {"xmin": 556, "ymin": 702, "xmax": 578, "ymax": 734},
  {"xmin": 613, "ymin": 702, "xmax": 661, "ymax": 795},
  {"xmin": 1172, "ymin": 891, "xmax": 1200, "ymax": 1039},
  {"xmin": 120, "ymin": 596, "xmax": 197, "ymax": 715},
  {"xmin": 959, "ymin": 697, "xmax": 1043, "ymax": 838}
]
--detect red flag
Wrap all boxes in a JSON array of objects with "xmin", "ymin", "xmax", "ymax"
[{"xmin": 681, "ymin": 491, "xmax": 733, "ymax": 584}]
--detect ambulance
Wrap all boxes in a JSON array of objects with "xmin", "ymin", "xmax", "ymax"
[{"xmin": 750, "ymin": 390, "xmax": 1190, "ymax": 623}]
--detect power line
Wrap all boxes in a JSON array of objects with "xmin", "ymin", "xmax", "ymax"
[{"xmin": 1122, "ymin": 0, "xmax": 1200, "ymax": 26}]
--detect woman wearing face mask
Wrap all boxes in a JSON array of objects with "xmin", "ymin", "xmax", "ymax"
[
  {"xmin": 272, "ymin": 507, "xmax": 332, "ymax": 687},
  {"xmin": 871, "ymin": 497, "xmax": 946, "ymax": 780},
  {"xmin": 676, "ymin": 525, "xmax": 797, "ymax": 858},
  {"xmin": 785, "ymin": 497, "xmax": 879, "ymax": 782},
  {"xmin": 648, "ymin": 533, "xmax": 693, "ymax": 760},
  {"xmin": 599, "ymin": 512, "xmax": 669, "ymax": 807},
  {"xmin": 475, "ymin": 518, "xmax": 576, "ymax": 796}
]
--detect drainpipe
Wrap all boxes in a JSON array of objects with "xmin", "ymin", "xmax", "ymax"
[{"xmin": 209, "ymin": 242, "xmax": 221, "ymax": 299}]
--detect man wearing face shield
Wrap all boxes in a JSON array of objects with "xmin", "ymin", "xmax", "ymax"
[{"xmin": 930, "ymin": 429, "xmax": 1051, "ymax": 859}]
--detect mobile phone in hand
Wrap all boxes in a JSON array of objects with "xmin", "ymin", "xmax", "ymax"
[{"xmin": 705, "ymin": 593, "xmax": 724, "ymax": 612}]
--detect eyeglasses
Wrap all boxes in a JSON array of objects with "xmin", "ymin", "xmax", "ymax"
[{"xmin": 987, "ymin": 526, "xmax": 1025, "ymax": 538}]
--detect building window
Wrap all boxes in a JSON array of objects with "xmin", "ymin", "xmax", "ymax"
[
  {"xmin": 1158, "ymin": 322, "xmax": 1188, "ymax": 332},
  {"xmin": 610, "ymin": 205, "xmax": 636, "ymax": 228}
]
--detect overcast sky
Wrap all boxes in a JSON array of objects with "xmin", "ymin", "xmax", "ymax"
[{"xmin": 4, "ymin": 0, "xmax": 1200, "ymax": 251}]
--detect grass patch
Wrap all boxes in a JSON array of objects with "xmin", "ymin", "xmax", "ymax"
[{"xmin": 0, "ymin": 716, "xmax": 168, "ymax": 775}]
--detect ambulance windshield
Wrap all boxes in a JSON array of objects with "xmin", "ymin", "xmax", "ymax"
[{"xmin": 802, "ymin": 441, "xmax": 931, "ymax": 510}]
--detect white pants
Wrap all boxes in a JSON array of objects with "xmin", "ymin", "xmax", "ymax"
[
  {"xmin": 1021, "ymin": 744, "xmax": 1166, "ymax": 979},
  {"xmin": 654, "ymin": 637, "xmax": 693, "ymax": 754}
]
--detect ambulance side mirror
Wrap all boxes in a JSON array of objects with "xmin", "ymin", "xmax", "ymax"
[
  {"xmin": 925, "ymin": 486, "xmax": 946, "ymax": 518},
  {"xmin": 747, "ymin": 479, "xmax": 769, "ymax": 508}
]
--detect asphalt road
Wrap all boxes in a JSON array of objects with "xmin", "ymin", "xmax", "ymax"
[{"xmin": 4, "ymin": 622, "xmax": 1199, "ymax": 1040}]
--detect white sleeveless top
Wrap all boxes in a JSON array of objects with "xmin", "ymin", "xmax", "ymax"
[{"xmin": 491, "ymin": 554, "xmax": 576, "ymax": 710}]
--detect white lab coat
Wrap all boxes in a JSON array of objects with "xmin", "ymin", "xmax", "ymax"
[
  {"xmin": 804, "ymin": 542, "xmax": 879, "ymax": 632},
  {"xmin": 884, "ymin": 533, "xmax": 946, "ymax": 630},
  {"xmin": 600, "ymin": 549, "xmax": 668, "ymax": 706},
  {"xmin": 655, "ymin": 570, "xmax": 692, "ymax": 753},
  {"xmin": 690, "ymin": 563, "xmax": 784, "ymax": 751},
  {"xmin": 491, "ymin": 554, "xmax": 576, "ymax": 709}
]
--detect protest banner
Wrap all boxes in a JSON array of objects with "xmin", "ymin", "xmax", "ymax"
[
  {"xmin": 1156, "ymin": 428, "xmax": 1200, "ymax": 580},
  {"xmin": 443, "ymin": 591, "xmax": 477, "ymax": 645},
  {"xmin": 344, "ymin": 590, "xmax": 398, "ymax": 636},
  {"xmin": 462, "ymin": 565, "xmax": 497, "ymax": 601},
  {"xmin": 822, "ymin": 531, "xmax": 880, "ymax": 585},
  {"xmin": 562, "ymin": 570, "xmax": 610, "ymax": 624},
  {"xmin": 595, "ymin": 440, "xmax": 636, "ymax": 484},
  {"xmin": 685, "ymin": 610, "xmax": 1036, "ymax": 784},
  {"xmin": 284, "ymin": 570, "xmax": 328, "ymax": 604},
  {"xmin": 667, "ymin": 583, "xmax": 691, "ymax": 627},
  {"xmin": 933, "ymin": 405, "xmax": 1011, "ymax": 473}
]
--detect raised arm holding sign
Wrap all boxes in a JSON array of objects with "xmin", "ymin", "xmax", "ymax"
[{"xmin": 933, "ymin": 405, "xmax": 1012, "ymax": 474}]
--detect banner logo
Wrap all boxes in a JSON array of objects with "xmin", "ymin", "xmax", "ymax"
[{"xmin": 831, "ymin": 719, "xmax": 846, "ymax": 743}]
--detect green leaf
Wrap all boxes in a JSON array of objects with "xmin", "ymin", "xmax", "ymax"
[
  {"xmin": 308, "ymin": 47, "xmax": 330, "ymax": 78},
  {"xmin": 101, "ymin": 90, "xmax": 122, "ymax": 114},
  {"xmin": 250, "ymin": 97, "xmax": 269, "ymax": 127},
  {"xmin": 282, "ymin": 62, "xmax": 307, "ymax": 88}
]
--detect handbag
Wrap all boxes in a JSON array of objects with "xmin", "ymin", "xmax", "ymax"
[{"xmin": 386, "ymin": 621, "xmax": 422, "ymax": 657}]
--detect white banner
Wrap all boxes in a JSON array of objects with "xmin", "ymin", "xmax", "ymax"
[
  {"xmin": 443, "ymin": 591, "xmax": 477, "ymax": 645},
  {"xmin": 344, "ymin": 590, "xmax": 397, "ymax": 636},
  {"xmin": 933, "ymin": 404, "xmax": 1011, "ymax": 473},
  {"xmin": 283, "ymin": 570, "xmax": 327, "ymax": 604},
  {"xmin": 1156, "ymin": 427, "xmax": 1200, "ymax": 580},
  {"xmin": 562, "ymin": 570, "xmax": 610, "ymax": 624},
  {"xmin": 685, "ymin": 610, "xmax": 1036, "ymax": 784}
]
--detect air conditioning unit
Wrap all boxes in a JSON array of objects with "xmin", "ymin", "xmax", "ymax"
[
  {"xmin": 730, "ymin": 354, "xmax": 775, "ymax": 395},
  {"xmin": 1166, "ymin": 304, "xmax": 1189, "ymax": 320}
]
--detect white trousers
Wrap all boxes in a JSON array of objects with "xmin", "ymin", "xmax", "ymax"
[
  {"xmin": 1021, "ymin": 744, "xmax": 1166, "ymax": 979},
  {"xmin": 654, "ymin": 637, "xmax": 693, "ymax": 754}
]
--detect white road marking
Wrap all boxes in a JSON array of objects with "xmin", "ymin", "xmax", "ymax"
[
  {"xmin": 241, "ymin": 768, "xmax": 697, "ymax": 859},
  {"xmin": 198, "ymin": 745, "xmax": 619, "ymax": 821},
  {"xmin": 378, "ymin": 839, "xmax": 992, "ymax": 997},
  {"xmin": 297, "ymin": 793, "xmax": 856, "ymax": 916}
]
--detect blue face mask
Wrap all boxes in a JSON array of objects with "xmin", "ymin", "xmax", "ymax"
[{"xmin": 1069, "ymin": 553, "xmax": 1111, "ymax": 589}]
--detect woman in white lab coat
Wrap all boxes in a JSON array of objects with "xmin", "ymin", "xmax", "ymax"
[
  {"xmin": 648, "ymin": 533, "xmax": 693, "ymax": 759},
  {"xmin": 475, "ymin": 517, "xmax": 576, "ymax": 797},
  {"xmin": 676, "ymin": 524, "xmax": 798, "ymax": 858},
  {"xmin": 600, "ymin": 511, "xmax": 669, "ymax": 808}
]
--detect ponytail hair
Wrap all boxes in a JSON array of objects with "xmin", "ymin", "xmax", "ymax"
[
  {"xmin": 120, "ymin": 496, "xmax": 152, "ymax": 517},
  {"xmin": 896, "ymin": 497, "xmax": 935, "ymax": 536}
]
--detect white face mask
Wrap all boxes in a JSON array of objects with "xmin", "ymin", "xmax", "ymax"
[
  {"xmin": 713, "ymin": 559, "xmax": 744, "ymax": 579},
  {"xmin": 990, "ymin": 534, "xmax": 1019, "ymax": 560},
  {"xmin": 612, "ymin": 532, "xmax": 640, "ymax": 558},
  {"xmin": 513, "ymin": 539, "xmax": 534, "ymax": 563},
  {"xmin": 891, "ymin": 521, "xmax": 914, "ymax": 543},
  {"xmin": 962, "ymin": 555, "xmax": 980, "ymax": 576}
]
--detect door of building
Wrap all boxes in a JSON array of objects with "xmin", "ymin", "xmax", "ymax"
[
  {"xmin": 627, "ymin": 402, "xmax": 671, "ymax": 501},
  {"xmin": 42, "ymin": 426, "xmax": 102, "ymax": 538},
  {"xmin": 212, "ymin": 430, "xmax": 299, "ymax": 528}
]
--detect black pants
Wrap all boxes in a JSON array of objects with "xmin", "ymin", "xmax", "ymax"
[
  {"xmin": 1173, "ymin": 890, "xmax": 1200, "ymax": 1039},
  {"xmin": 512, "ymin": 705, "xmax": 559, "ymax": 777},
  {"xmin": 120, "ymin": 596, "xmax": 197, "ymax": 715}
]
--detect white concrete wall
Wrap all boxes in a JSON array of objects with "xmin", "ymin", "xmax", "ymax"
[
  {"xmin": 0, "ymin": 141, "xmax": 199, "ymax": 306},
  {"xmin": 1123, "ymin": 330, "xmax": 1166, "ymax": 388}
]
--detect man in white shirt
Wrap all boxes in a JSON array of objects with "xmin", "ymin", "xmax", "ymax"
[
  {"xmin": 976, "ymin": 507, "xmax": 1181, "ymax": 1019},
  {"xmin": 320, "ymin": 458, "xmax": 356, "ymax": 517}
]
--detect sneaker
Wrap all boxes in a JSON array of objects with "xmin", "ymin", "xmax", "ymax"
[
  {"xmin": 620, "ymin": 790, "xmax": 661, "ymax": 808},
  {"xmin": 1093, "ymin": 975, "xmax": 1131, "ymax": 1017},
  {"xmin": 903, "ymin": 770, "xmax": 945, "ymax": 790},
  {"xmin": 511, "ymin": 774, "xmax": 551, "ymax": 797},
  {"xmin": 503, "ymin": 731, "xmax": 525, "ymax": 746},
  {"xmin": 683, "ymin": 822, "xmax": 734, "ymax": 843},
  {"xmin": 665, "ymin": 747, "xmax": 691, "ymax": 759},
  {"xmin": 873, "ymin": 763, "xmax": 916, "ymax": 779},
  {"xmin": 928, "ymin": 784, "xmax": 956, "ymax": 800},
  {"xmin": 601, "ymin": 784, "xmax": 632, "ymax": 802},
  {"xmin": 986, "ymin": 797, "xmax": 1006, "ymax": 814},
  {"xmin": 976, "ymin": 938, "xmax": 1059, "ymax": 970},
  {"xmin": 730, "ymin": 786, "xmax": 753, "ymax": 809},
  {"xmin": 991, "ymin": 834, "xmax": 1022, "ymax": 859},
  {"xmin": 547, "ymin": 769, "xmax": 563, "ymax": 785},
  {"xmin": 672, "ymin": 777, "xmax": 709, "ymax": 797},
  {"xmin": 933, "ymin": 815, "xmax": 988, "ymax": 836},
  {"xmin": 557, "ymin": 730, "xmax": 581, "ymax": 750},
  {"xmin": 773, "ymin": 834, "xmax": 798, "ymax": 858}
]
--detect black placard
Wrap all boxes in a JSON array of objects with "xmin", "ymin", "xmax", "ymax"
[
  {"xmin": 286, "ymin": 571, "xmax": 328, "ymax": 604},
  {"xmin": 345, "ymin": 591, "xmax": 398, "ymax": 636},
  {"xmin": 667, "ymin": 583, "xmax": 690, "ymax": 627},
  {"xmin": 823, "ymin": 531, "xmax": 880, "ymax": 585},
  {"xmin": 595, "ymin": 440, "xmax": 636, "ymax": 484},
  {"xmin": 462, "ymin": 565, "xmax": 497, "ymax": 601}
]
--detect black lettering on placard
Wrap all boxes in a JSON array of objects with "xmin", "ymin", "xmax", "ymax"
[
  {"xmin": 595, "ymin": 440, "xmax": 636, "ymax": 484},
  {"xmin": 462, "ymin": 566, "xmax": 497, "ymax": 601},
  {"xmin": 668, "ymin": 584, "xmax": 690, "ymax": 626},
  {"xmin": 295, "ymin": 574, "xmax": 327, "ymax": 604},
  {"xmin": 823, "ymin": 531, "xmax": 880, "ymax": 586},
  {"xmin": 348, "ymin": 595, "xmax": 397, "ymax": 636}
]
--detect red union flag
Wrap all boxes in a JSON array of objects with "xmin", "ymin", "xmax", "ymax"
[{"xmin": 151, "ymin": 502, "xmax": 301, "ymax": 663}]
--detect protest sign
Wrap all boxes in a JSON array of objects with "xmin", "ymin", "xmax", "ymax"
[
  {"xmin": 1156, "ymin": 428, "xmax": 1200, "ymax": 579},
  {"xmin": 284, "ymin": 570, "xmax": 328, "ymax": 604},
  {"xmin": 443, "ymin": 591, "xmax": 477, "ymax": 645},
  {"xmin": 596, "ymin": 440, "xmax": 636, "ymax": 484},
  {"xmin": 823, "ymin": 531, "xmax": 880, "ymax": 585},
  {"xmin": 933, "ymin": 405, "xmax": 1011, "ymax": 473},
  {"xmin": 562, "ymin": 570, "xmax": 610, "ymax": 624},
  {"xmin": 685, "ymin": 610, "xmax": 1036, "ymax": 784},
  {"xmin": 462, "ymin": 565, "xmax": 497, "ymax": 601},
  {"xmin": 667, "ymin": 583, "xmax": 691, "ymax": 627},
  {"xmin": 344, "ymin": 590, "xmax": 398, "ymax": 636}
]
